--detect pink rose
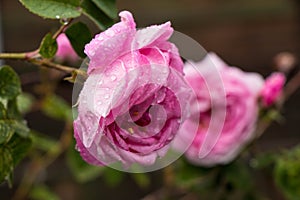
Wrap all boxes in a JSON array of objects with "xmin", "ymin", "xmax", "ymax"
[
  {"xmin": 73, "ymin": 11, "xmax": 191, "ymax": 168},
  {"xmin": 173, "ymin": 53, "xmax": 264, "ymax": 166},
  {"xmin": 55, "ymin": 33, "xmax": 78, "ymax": 63},
  {"xmin": 261, "ymin": 72, "xmax": 286, "ymax": 107}
]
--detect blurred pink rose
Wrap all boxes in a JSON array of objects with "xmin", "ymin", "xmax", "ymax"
[
  {"xmin": 55, "ymin": 33, "xmax": 78, "ymax": 63},
  {"xmin": 261, "ymin": 72, "xmax": 286, "ymax": 107},
  {"xmin": 74, "ymin": 11, "xmax": 191, "ymax": 167},
  {"xmin": 173, "ymin": 53, "xmax": 264, "ymax": 166}
]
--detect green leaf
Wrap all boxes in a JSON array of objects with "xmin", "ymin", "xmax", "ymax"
[
  {"xmin": 274, "ymin": 146, "xmax": 300, "ymax": 200},
  {"xmin": 67, "ymin": 139, "xmax": 103, "ymax": 183},
  {"xmin": 31, "ymin": 131, "xmax": 59, "ymax": 153},
  {"xmin": 91, "ymin": 0, "xmax": 117, "ymax": 19},
  {"xmin": 81, "ymin": 0, "xmax": 114, "ymax": 30},
  {"xmin": 0, "ymin": 101, "xmax": 7, "ymax": 119},
  {"xmin": 8, "ymin": 134, "xmax": 32, "ymax": 166},
  {"xmin": 131, "ymin": 173, "xmax": 150, "ymax": 189},
  {"xmin": 41, "ymin": 95, "xmax": 72, "ymax": 122},
  {"xmin": 0, "ymin": 120, "xmax": 30, "ymax": 144},
  {"xmin": 65, "ymin": 22, "xmax": 92, "ymax": 58},
  {"xmin": 102, "ymin": 167, "xmax": 125, "ymax": 187},
  {"xmin": 0, "ymin": 122, "xmax": 15, "ymax": 144},
  {"xmin": 0, "ymin": 135, "xmax": 32, "ymax": 183},
  {"xmin": 0, "ymin": 147, "xmax": 13, "ymax": 183},
  {"xmin": 1, "ymin": 98, "xmax": 30, "ymax": 138},
  {"xmin": 29, "ymin": 184, "xmax": 60, "ymax": 200},
  {"xmin": 0, "ymin": 66, "xmax": 21, "ymax": 100},
  {"xmin": 17, "ymin": 93, "xmax": 35, "ymax": 114},
  {"xmin": 39, "ymin": 33, "xmax": 58, "ymax": 59},
  {"xmin": 174, "ymin": 159, "xmax": 213, "ymax": 189},
  {"xmin": 11, "ymin": 120, "xmax": 30, "ymax": 138},
  {"xmin": 0, "ymin": 103, "xmax": 12, "ymax": 144},
  {"xmin": 224, "ymin": 161, "xmax": 253, "ymax": 190},
  {"xmin": 7, "ymin": 98, "xmax": 22, "ymax": 120},
  {"xmin": 19, "ymin": 0, "xmax": 81, "ymax": 19},
  {"xmin": 250, "ymin": 153, "xmax": 276, "ymax": 169},
  {"xmin": 0, "ymin": 99, "xmax": 29, "ymax": 143}
]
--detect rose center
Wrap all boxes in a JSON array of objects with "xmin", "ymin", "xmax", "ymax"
[{"xmin": 130, "ymin": 107, "xmax": 152, "ymax": 127}]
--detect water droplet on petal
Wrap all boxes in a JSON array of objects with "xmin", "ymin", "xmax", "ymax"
[
  {"xmin": 104, "ymin": 94, "xmax": 110, "ymax": 99},
  {"xmin": 110, "ymin": 75, "xmax": 117, "ymax": 81},
  {"xmin": 89, "ymin": 49, "xmax": 95, "ymax": 57},
  {"xmin": 82, "ymin": 99, "xmax": 87, "ymax": 105},
  {"xmin": 106, "ymin": 29, "xmax": 115, "ymax": 37},
  {"xmin": 96, "ymin": 35, "xmax": 103, "ymax": 41},
  {"xmin": 98, "ymin": 80, "xmax": 103, "ymax": 86}
]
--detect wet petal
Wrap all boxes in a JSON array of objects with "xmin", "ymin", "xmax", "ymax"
[{"xmin": 85, "ymin": 11, "xmax": 136, "ymax": 74}]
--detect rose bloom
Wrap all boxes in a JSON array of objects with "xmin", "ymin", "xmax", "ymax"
[
  {"xmin": 55, "ymin": 33, "xmax": 78, "ymax": 63},
  {"xmin": 173, "ymin": 53, "xmax": 264, "ymax": 166},
  {"xmin": 261, "ymin": 72, "xmax": 286, "ymax": 107},
  {"xmin": 73, "ymin": 11, "xmax": 191, "ymax": 167}
]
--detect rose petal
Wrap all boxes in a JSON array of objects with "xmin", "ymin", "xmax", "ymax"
[
  {"xmin": 84, "ymin": 11, "xmax": 136, "ymax": 74},
  {"xmin": 134, "ymin": 22, "xmax": 173, "ymax": 49}
]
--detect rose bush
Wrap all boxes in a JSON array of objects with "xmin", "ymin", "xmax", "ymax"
[
  {"xmin": 73, "ymin": 11, "xmax": 192, "ymax": 168},
  {"xmin": 174, "ymin": 53, "xmax": 264, "ymax": 166}
]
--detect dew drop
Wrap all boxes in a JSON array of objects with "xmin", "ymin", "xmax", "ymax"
[
  {"xmin": 60, "ymin": 18, "xmax": 69, "ymax": 25},
  {"xmin": 110, "ymin": 75, "xmax": 117, "ymax": 81},
  {"xmin": 98, "ymin": 80, "xmax": 103, "ymax": 86},
  {"xmin": 104, "ymin": 94, "xmax": 110, "ymax": 99},
  {"xmin": 106, "ymin": 29, "xmax": 115, "ymax": 37},
  {"xmin": 96, "ymin": 35, "xmax": 104, "ymax": 41},
  {"xmin": 55, "ymin": 15, "xmax": 60, "ymax": 19},
  {"xmin": 89, "ymin": 49, "xmax": 95, "ymax": 57}
]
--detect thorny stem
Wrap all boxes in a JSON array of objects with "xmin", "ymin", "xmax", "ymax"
[
  {"xmin": 0, "ymin": 19, "xmax": 86, "ymax": 78},
  {"xmin": 52, "ymin": 18, "xmax": 73, "ymax": 40},
  {"xmin": 30, "ymin": 58, "xmax": 86, "ymax": 77},
  {"xmin": 0, "ymin": 52, "xmax": 27, "ymax": 60},
  {"xmin": 0, "ymin": 52, "xmax": 86, "ymax": 77},
  {"xmin": 281, "ymin": 70, "xmax": 300, "ymax": 102}
]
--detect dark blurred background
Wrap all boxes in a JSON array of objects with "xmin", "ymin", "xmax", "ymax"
[{"xmin": 0, "ymin": 0, "xmax": 300, "ymax": 199}]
